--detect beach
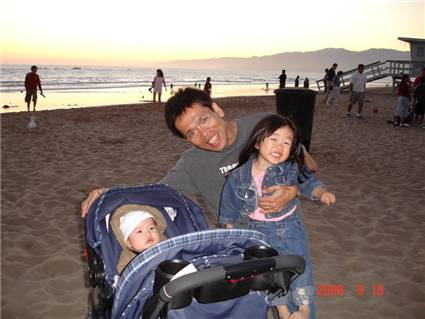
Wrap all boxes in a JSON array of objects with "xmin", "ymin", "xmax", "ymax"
[{"xmin": 1, "ymin": 89, "xmax": 424, "ymax": 318}]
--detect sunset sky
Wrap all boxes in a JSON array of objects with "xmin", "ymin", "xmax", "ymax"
[{"xmin": 1, "ymin": 0, "xmax": 424, "ymax": 66}]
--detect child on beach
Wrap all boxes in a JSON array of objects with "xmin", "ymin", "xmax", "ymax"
[
  {"xmin": 151, "ymin": 69, "xmax": 167, "ymax": 103},
  {"xmin": 219, "ymin": 114, "xmax": 335, "ymax": 319},
  {"xmin": 111, "ymin": 204, "xmax": 167, "ymax": 273}
]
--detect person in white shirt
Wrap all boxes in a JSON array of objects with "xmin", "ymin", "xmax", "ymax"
[
  {"xmin": 347, "ymin": 64, "xmax": 367, "ymax": 118},
  {"xmin": 151, "ymin": 69, "xmax": 167, "ymax": 104}
]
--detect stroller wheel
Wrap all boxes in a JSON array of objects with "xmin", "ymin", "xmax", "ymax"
[{"xmin": 90, "ymin": 286, "xmax": 113, "ymax": 319}]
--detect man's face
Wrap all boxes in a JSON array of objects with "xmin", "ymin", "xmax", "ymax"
[
  {"xmin": 359, "ymin": 66, "xmax": 365, "ymax": 73},
  {"xmin": 175, "ymin": 102, "xmax": 228, "ymax": 151}
]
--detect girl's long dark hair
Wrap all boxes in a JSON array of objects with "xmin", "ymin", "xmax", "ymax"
[{"xmin": 237, "ymin": 114, "xmax": 305, "ymax": 173}]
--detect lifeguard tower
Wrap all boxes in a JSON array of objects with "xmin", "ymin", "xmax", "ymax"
[
  {"xmin": 397, "ymin": 37, "xmax": 425, "ymax": 76},
  {"xmin": 316, "ymin": 36, "xmax": 425, "ymax": 93}
]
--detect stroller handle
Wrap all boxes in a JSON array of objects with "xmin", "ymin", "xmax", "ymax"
[
  {"xmin": 158, "ymin": 254, "xmax": 305, "ymax": 303},
  {"xmin": 160, "ymin": 266, "xmax": 225, "ymax": 302}
]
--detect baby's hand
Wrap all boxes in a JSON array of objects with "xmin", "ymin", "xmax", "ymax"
[{"xmin": 320, "ymin": 192, "xmax": 336, "ymax": 206}]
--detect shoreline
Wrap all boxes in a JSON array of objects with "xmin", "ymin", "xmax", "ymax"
[{"xmin": 1, "ymin": 86, "xmax": 395, "ymax": 115}]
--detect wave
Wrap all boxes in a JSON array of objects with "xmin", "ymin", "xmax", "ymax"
[{"xmin": 0, "ymin": 64, "xmax": 393, "ymax": 93}]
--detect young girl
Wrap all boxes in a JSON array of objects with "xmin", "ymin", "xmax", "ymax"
[
  {"xmin": 151, "ymin": 69, "xmax": 167, "ymax": 104},
  {"xmin": 219, "ymin": 114, "xmax": 335, "ymax": 319}
]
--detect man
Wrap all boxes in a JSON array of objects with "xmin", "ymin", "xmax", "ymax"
[
  {"xmin": 347, "ymin": 64, "xmax": 367, "ymax": 118},
  {"xmin": 279, "ymin": 69, "xmax": 287, "ymax": 88},
  {"xmin": 81, "ymin": 88, "xmax": 318, "ymax": 218},
  {"xmin": 25, "ymin": 65, "xmax": 44, "ymax": 112}
]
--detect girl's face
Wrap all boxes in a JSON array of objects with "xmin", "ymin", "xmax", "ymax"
[
  {"xmin": 125, "ymin": 218, "xmax": 161, "ymax": 252},
  {"xmin": 256, "ymin": 126, "xmax": 294, "ymax": 167}
]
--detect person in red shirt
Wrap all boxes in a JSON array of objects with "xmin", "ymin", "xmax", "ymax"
[
  {"xmin": 396, "ymin": 74, "xmax": 412, "ymax": 127},
  {"xmin": 413, "ymin": 67, "xmax": 425, "ymax": 88},
  {"xmin": 25, "ymin": 65, "xmax": 44, "ymax": 112}
]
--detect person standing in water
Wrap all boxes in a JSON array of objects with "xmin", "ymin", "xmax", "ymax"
[{"xmin": 203, "ymin": 77, "xmax": 212, "ymax": 96}]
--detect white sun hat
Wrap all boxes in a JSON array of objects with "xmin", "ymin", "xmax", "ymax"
[{"xmin": 120, "ymin": 211, "xmax": 154, "ymax": 242}]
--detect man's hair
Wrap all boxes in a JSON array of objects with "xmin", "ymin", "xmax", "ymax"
[
  {"xmin": 164, "ymin": 87, "xmax": 213, "ymax": 138},
  {"xmin": 333, "ymin": 63, "xmax": 338, "ymax": 67},
  {"xmin": 31, "ymin": 65, "xmax": 37, "ymax": 71},
  {"xmin": 358, "ymin": 64, "xmax": 365, "ymax": 69}
]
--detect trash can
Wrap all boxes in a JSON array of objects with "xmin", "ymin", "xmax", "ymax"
[{"xmin": 274, "ymin": 88, "xmax": 317, "ymax": 151}]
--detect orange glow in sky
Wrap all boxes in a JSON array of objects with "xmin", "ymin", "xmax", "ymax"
[{"xmin": 1, "ymin": 0, "xmax": 424, "ymax": 66}]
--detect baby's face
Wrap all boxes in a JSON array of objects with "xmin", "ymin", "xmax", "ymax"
[{"xmin": 125, "ymin": 218, "xmax": 161, "ymax": 252}]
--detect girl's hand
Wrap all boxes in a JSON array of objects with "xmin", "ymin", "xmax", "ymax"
[{"xmin": 320, "ymin": 192, "xmax": 336, "ymax": 206}]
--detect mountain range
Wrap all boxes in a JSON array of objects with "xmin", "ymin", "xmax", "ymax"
[{"xmin": 164, "ymin": 48, "xmax": 410, "ymax": 72}]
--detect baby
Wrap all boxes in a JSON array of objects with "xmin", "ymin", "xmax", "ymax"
[{"xmin": 111, "ymin": 204, "xmax": 167, "ymax": 273}]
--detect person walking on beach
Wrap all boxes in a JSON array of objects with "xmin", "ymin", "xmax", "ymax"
[
  {"xmin": 203, "ymin": 77, "xmax": 212, "ymax": 96},
  {"xmin": 219, "ymin": 114, "xmax": 335, "ymax": 319},
  {"xmin": 24, "ymin": 65, "xmax": 44, "ymax": 112},
  {"xmin": 279, "ymin": 69, "xmax": 287, "ymax": 88},
  {"xmin": 324, "ymin": 63, "xmax": 337, "ymax": 104},
  {"xmin": 322, "ymin": 68, "xmax": 329, "ymax": 98},
  {"xmin": 347, "ymin": 64, "xmax": 367, "ymax": 118},
  {"xmin": 303, "ymin": 77, "xmax": 310, "ymax": 88},
  {"xmin": 396, "ymin": 74, "xmax": 412, "ymax": 127},
  {"xmin": 295, "ymin": 76, "xmax": 300, "ymax": 88},
  {"xmin": 327, "ymin": 71, "xmax": 343, "ymax": 105},
  {"xmin": 152, "ymin": 69, "xmax": 167, "ymax": 104}
]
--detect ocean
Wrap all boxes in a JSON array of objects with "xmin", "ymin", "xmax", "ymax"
[{"xmin": 0, "ymin": 64, "xmax": 392, "ymax": 113}]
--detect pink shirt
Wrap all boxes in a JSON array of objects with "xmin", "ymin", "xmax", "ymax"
[{"xmin": 248, "ymin": 173, "xmax": 296, "ymax": 222}]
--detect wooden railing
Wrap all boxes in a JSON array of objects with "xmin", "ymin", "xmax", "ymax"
[{"xmin": 316, "ymin": 60, "xmax": 424, "ymax": 92}]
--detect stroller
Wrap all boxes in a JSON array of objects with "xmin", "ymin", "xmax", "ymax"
[{"xmin": 85, "ymin": 184, "xmax": 305, "ymax": 319}]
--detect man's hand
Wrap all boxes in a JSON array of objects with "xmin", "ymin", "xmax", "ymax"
[
  {"xmin": 81, "ymin": 188, "xmax": 107, "ymax": 217},
  {"xmin": 258, "ymin": 185, "xmax": 298, "ymax": 214}
]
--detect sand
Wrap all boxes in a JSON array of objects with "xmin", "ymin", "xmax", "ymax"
[{"xmin": 1, "ymin": 89, "xmax": 425, "ymax": 318}]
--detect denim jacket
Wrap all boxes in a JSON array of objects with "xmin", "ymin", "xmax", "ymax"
[{"xmin": 219, "ymin": 155, "xmax": 324, "ymax": 225}]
